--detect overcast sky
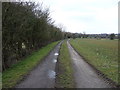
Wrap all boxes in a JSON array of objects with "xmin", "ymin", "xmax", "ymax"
[{"xmin": 32, "ymin": 0, "xmax": 119, "ymax": 34}]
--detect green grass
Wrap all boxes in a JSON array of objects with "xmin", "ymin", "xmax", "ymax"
[
  {"xmin": 70, "ymin": 38, "xmax": 118, "ymax": 84},
  {"xmin": 0, "ymin": 73, "xmax": 2, "ymax": 89},
  {"xmin": 2, "ymin": 41, "xmax": 59, "ymax": 88},
  {"xmin": 56, "ymin": 41, "xmax": 75, "ymax": 88}
]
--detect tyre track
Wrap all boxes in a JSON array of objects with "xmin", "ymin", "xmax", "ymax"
[{"xmin": 67, "ymin": 41, "xmax": 112, "ymax": 88}]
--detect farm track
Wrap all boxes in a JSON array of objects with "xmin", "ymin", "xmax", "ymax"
[
  {"xmin": 67, "ymin": 41, "xmax": 112, "ymax": 88},
  {"xmin": 15, "ymin": 41, "xmax": 63, "ymax": 88},
  {"xmin": 15, "ymin": 40, "xmax": 116, "ymax": 88}
]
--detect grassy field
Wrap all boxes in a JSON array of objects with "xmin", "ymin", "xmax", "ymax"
[
  {"xmin": 56, "ymin": 41, "xmax": 75, "ymax": 88},
  {"xmin": 2, "ymin": 41, "xmax": 59, "ymax": 88},
  {"xmin": 70, "ymin": 38, "xmax": 118, "ymax": 84}
]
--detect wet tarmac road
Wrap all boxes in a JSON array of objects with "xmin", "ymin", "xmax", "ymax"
[
  {"xmin": 16, "ymin": 41, "xmax": 62, "ymax": 88},
  {"xmin": 67, "ymin": 41, "xmax": 111, "ymax": 88}
]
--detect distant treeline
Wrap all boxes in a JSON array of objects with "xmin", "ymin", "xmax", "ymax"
[
  {"xmin": 2, "ymin": 2, "xmax": 67, "ymax": 70},
  {"xmin": 67, "ymin": 33, "xmax": 120, "ymax": 40}
]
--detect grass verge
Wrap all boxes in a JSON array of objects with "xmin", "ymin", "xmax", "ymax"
[
  {"xmin": 2, "ymin": 41, "xmax": 59, "ymax": 88},
  {"xmin": 0, "ymin": 73, "xmax": 1, "ymax": 89},
  {"xmin": 70, "ymin": 38, "xmax": 118, "ymax": 84},
  {"xmin": 56, "ymin": 41, "xmax": 75, "ymax": 88}
]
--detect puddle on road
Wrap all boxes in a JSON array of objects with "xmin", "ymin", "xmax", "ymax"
[
  {"xmin": 72, "ymin": 58, "xmax": 78, "ymax": 60},
  {"xmin": 54, "ymin": 53, "xmax": 59, "ymax": 56},
  {"xmin": 48, "ymin": 70, "xmax": 56, "ymax": 79},
  {"xmin": 53, "ymin": 59, "xmax": 57, "ymax": 63}
]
